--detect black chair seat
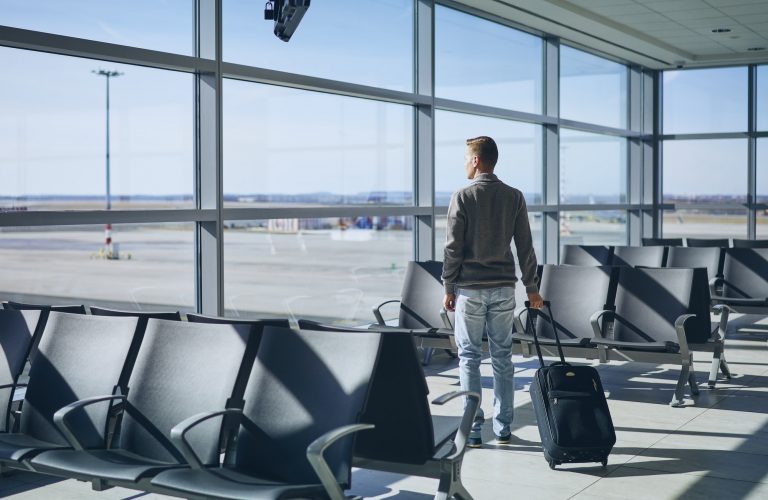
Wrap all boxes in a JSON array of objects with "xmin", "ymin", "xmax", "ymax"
[
  {"xmin": 510, "ymin": 332, "xmax": 592, "ymax": 347},
  {"xmin": 431, "ymin": 415, "xmax": 461, "ymax": 450},
  {"xmin": 0, "ymin": 433, "xmax": 64, "ymax": 462},
  {"xmin": 151, "ymin": 465, "xmax": 326, "ymax": 500},
  {"xmin": 592, "ymin": 338, "xmax": 678, "ymax": 353},
  {"xmin": 31, "ymin": 449, "xmax": 179, "ymax": 483}
]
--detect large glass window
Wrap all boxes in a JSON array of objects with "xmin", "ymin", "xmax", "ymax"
[
  {"xmin": 560, "ymin": 211, "xmax": 627, "ymax": 247},
  {"xmin": 223, "ymin": 217, "xmax": 412, "ymax": 324},
  {"xmin": 0, "ymin": 0, "xmax": 194, "ymax": 55},
  {"xmin": 0, "ymin": 223, "xmax": 195, "ymax": 310},
  {"xmin": 662, "ymin": 139, "xmax": 747, "ymax": 204},
  {"xmin": 0, "ymin": 48, "xmax": 194, "ymax": 211},
  {"xmin": 560, "ymin": 46, "xmax": 627, "ymax": 128},
  {"xmin": 559, "ymin": 129, "xmax": 626, "ymax": 204},
  {"xmin": 759, "ymin": 66, "xmax": 768, "ymax": 132},
  {"xmin": 663, "ymin": 67, "xmax": 748, "ymax": 134},
  {"xmin": 759, "ymin": 138, "xmax": 768, "ymax": 238},
  {"xmin": 434, "ymin": 110, "xmax": 542, "ymax": 205},
  {"xmin": 223, "ymin": 80, "xmax": 413, "ymax": 207},
  {"xmin": 435, "ymin": 5, "xmax": 542, "ymax": 113},
  {"xmin": 223, "ymin": 0, "xmax": 413, "ymax": 91},
  {"xmin": 663, "ymin": 209, "xmax": 747, "ymax": 240}
]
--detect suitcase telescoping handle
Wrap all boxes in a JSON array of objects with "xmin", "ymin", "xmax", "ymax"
[{"xmin": 524, "ymin": 300, "xmax": 567, "ymax": 368}]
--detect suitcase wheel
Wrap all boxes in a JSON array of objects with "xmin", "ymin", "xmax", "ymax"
[{"xmin": 548, "ymin": 458, "xmax": 557, "ymax": 470}]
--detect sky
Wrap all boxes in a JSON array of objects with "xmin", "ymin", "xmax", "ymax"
[{"xmin": 0, "ymin": 0, "xmax": 766, "ymax": 204}]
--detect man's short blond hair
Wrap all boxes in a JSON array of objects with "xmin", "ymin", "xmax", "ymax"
[{"xmin": 466, "ymin": 136, "xmax": 498, "ymax": 169}]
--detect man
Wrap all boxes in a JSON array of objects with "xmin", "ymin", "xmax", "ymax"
[{"xmin": 442, "ymin": 136, "xmax": 543, "ymax": 448}]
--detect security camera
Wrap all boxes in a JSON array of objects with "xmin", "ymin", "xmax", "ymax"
[
  {"xmin": 264, "ymin": 0, "xmax": 310, "ymax": 42},
  {"xmin": 673, "ymin": 60, "xmax": 685, "ymax": 69}
]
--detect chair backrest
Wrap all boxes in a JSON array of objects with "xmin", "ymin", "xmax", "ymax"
[
  {"xmin": 20, "ymin": 313, "xmax": 138, "ymax": 447},
  {"xmin": 233, "ymin": 325, "xmax": 381, "ymax": 488},
  {"xmin": 399, "ymin": 261, "xmax": 446, "ymax": 329},
  {"xmin": 612, "ymin": 246, "xmax": 666, "ymax": 267},
  {"xmin": 2, "ymin": 302, "xmax": 86, "ymax": 362},
  {"xmin": 118, "ymin": 319, "xmax": 254, "ymax": 465},
  {"xmin": 534, "ymin": 265, "xmax": 616, "ymax": 342},
  {"xmin": 721, "ymin": 248, "xmax": 768, "ymax": 299},
  {"xmin": 90, "ymin": 307, "xmax": 183, "ymax": 392},
  {"xmin": 613, "ymin": 267, "xmax": 704, "ymax": 345},
  {"xmin": 732, "ymin": 239, "xmax": 768, "ymax": 249},
  {"xmin": 560, "ymin": 245, "xmax": 613, "ymax": 266},
  {"xmin": 665, "ymin": 246, "xmax": 722, "ymax": 280},
  {"xmin": 0, "ymin": 310, "xmax": 40, "ymax": 432},
  {"xmin": 297, "ymin": 320, "xmax": 434, "ymax": 465},
  {"xmin": 642, "ymin": 237, "xmax": 683, "ymax": 247},
  {"xmin": 686, "ymin": 238, "xmax": 729, "ymax": 248}
]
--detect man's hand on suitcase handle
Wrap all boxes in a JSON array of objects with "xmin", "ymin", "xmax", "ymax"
[{"xmin": 527, "ymin": 293, "xmax": 544, "ymax": 309}]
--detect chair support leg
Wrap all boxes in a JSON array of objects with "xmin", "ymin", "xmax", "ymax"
[
  {"xmin": 422, "ymin": 348, "xmax": 434, "ymax": 366},
  {"xmin": 671, "ymin": 364, "xmax": 689, "ymax": 407},
  {"xmin": 708, "ymin": 346, "xmax": 722, "ymax": 389},
  {"xmin": 720, "ymin": 353, "xmax": 731, "ymax": 379},
  {"xmin": 435, "ymin": 457, "xmax": 473, "ymax": 500},
  {"xmin": 688, "ymin": 370, "xmax": 699, "ymax": 396},
  {"xmin": 91, "ymin": 478, "xmax": 113, "ymax": 491}
]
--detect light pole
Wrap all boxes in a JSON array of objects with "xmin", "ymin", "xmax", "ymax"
[{"xmin": 92, "ymin": 69, "xmax": 123, "ymax": 258}]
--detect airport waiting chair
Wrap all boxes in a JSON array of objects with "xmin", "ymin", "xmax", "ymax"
[
  {"xmin": 513, "ymin": 265, "xmax": 617, "ymax": 361},
  {"xmin": 590, "ymin": 267, "xmax": 729, "ymax": 406},
  {"xmin": 148, "ymin": 324, "xmax": 383, "ymax": 500},
  {"xmin": 0, "ymin": 313, "xmax": 138, "ymax": 471},
  {"xmin": 686, "ymin": 238, "xmax": 730, "ymax": 248},
  {"xmin": 298, "ymin": 320, "xmax": 478, "ymax": 500},
  {"xmin": 372, "ymin": 260, "xmax": 456, "ymax": 364},
  {"xmin": 2, "ymin": 302, "xmax": 86, "ymax": 367},
  {"xmin": 29, "ymin": 319, "xmax": 256, "ymax": 493},
  {"xmin": 665, "ymin": 246, "xmax": 723, "ymax": 281},
  {"xmin": 612, "ymin": 245, "xmax": 666, "ymax": 267},
  {"xmin": 732, "ymin": 239, "xmax": 768, "ymax": 248},
  {"xmin": 642, "ymin": 237, "xmax": 683, "ymax": 247},
  {"xmin": 560, "ymin": 244, "xmax": 614, "ymax": 266},
  {"xmin": 711, "ymin": 248, "xmax": 768, "ymax": 315},
  {"xmin": 0, "ymin": 310, "xmax": 41, "ymax": 433}
]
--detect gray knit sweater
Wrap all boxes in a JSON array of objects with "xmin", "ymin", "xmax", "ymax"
[{"xmin": 442, "ymin": 172, "xmax": 539, "ymax": 295}]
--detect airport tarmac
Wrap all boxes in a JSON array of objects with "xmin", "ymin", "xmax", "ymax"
[{"xmin": 0, "ymin": 218, "xmax": 760, "ymax": 323}]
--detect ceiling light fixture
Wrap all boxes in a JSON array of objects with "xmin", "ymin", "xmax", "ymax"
[
  {"xmin": 747, "ymin": 47, "xmax": 766, "ymax": 51},
  {"xmin": 711, "ymin": 28, "xmax": 732, "ymax": 33}
]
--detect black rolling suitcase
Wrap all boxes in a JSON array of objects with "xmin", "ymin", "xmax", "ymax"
[{"xmin": 526, "ymin": 301, "xmax": 616, "ymax": 469}]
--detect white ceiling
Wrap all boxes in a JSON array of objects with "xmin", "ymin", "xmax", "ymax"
[{"xmin": 457, "ymin": 0, "xmax": 768, "ymax": 69}]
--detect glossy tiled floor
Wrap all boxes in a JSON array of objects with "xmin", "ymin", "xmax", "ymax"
[{"xmin": 1, "ymin": 328, "xmax": 767, "ymax": 499}]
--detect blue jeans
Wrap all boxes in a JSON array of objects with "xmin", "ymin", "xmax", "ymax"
[{"xmin": 454, "ymin": 286, "xmax": 516, "ymax": 437}]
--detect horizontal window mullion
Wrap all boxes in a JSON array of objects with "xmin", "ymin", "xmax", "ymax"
[{"xmin": 0, "ymin": 210, "xmax": 216, "ymax": 227}]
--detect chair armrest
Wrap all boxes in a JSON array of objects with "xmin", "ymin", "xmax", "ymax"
[
  {"xmin": 306, "ymin": 423, "xmax": 375, "ymax": 500},
  {"xmin": 711, "ymin": 304, "xmax": 733, "ymax": 340},
  {"xmin": 53, "ymin": 394, "xmax": 126, "ymax": 450},
  {"xmin": 674, "ymin": 314, "xmax": 697, "ymax": 361},
  {"xmin": 431, "ymin": 390, "xmax": 480, "ymax": 460},
  {"xmin": 709, "ymin": 277, "xmax": 723, "ymax": 297},
  {"xmin": 590, "ymin": 310, "xmax": 612, "ymax": 339},
  {"xmin": 440, "ymin": 308, "xmax": 453, "ymax": 329},
  {"xmin": 169, "ymin": 408, "xmax": 243, "ymax": 470},
  {"xmin": 371, "ymin": 299, "xmax": 400, "ymax": 326},
  {"xmin": 711, "ymin": 296, "xmax": 768, "ymax": 307},
  {"xmin": 513, "ymin": 307, "xmax": 529, "ymax": 335}
]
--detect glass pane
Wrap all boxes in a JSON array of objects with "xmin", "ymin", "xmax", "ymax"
[
  {"xmin": 663, "ymin": 209, "xmax": 746, "ymax": 240},
  {"xmin": 435, "ymin": 5, "xmax": 542, "ymax": 113},
  {"xmin": 0, "ymin": 223, "xmax": 195, "ymax": 310},
  {"xmin": 223, "ymin": 0, "xmax": 413, "ymax": 92},
  {"xmin": 223, "ymin": 80, "xmax": 413, "ymax": 207},
  {"xmin": 662, "ymin": 139, "xmax": 747, "ymax": 204},
  {"xmin": 760, "ymin": 138, "xmax": 768, "ymax": 203},
  {"xmin": 434, "ymin": 214, "xmax": 543, "ymax": 263},
  {"xmin": 559, "ymin": 129, "xmax": 626, "ymax": 204},
  {"xmin": 435, "ymin": 110, "xmax": 542, "ymax": 205},
  {"xmin": 560, "ymin": 46, "xmax": 627, "ymax": 128},
  {"xmin": 560, "ymin": 211, "xmax": 627, "ymax": 246},
  {"xmin": 0, "ymin": 0, "xmax": 193, "ymax": 55},
  {"xmin": 663, "ymin": 67, "xmax": 747, "ymax": 134},
  {"xmin": 758, "ymin": 211, "xmax": 768, "ymax": 239},
  {"xmin": 759, "ymin": 66, "xmax": 768, "ymax": 131},
  {"xmin": 223, "ymin": 217, "xmax": 412, "ymax": 325},
  {"xmin": 0, "ymin": 47, "xmax": 194, "ymax": 211}
]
